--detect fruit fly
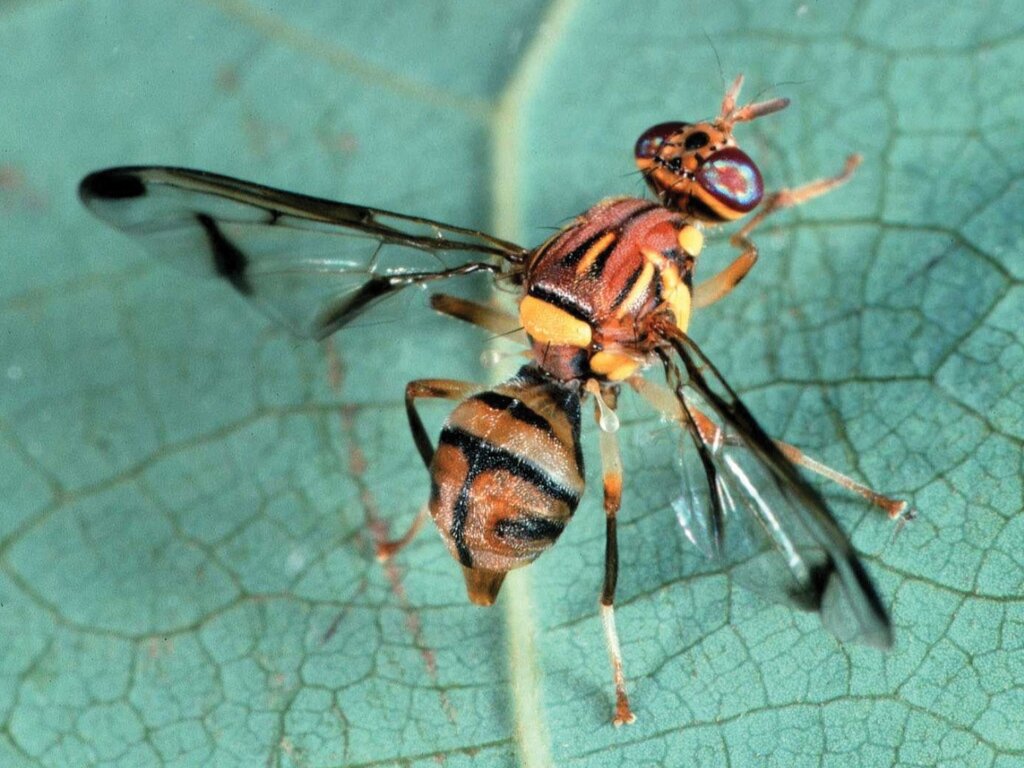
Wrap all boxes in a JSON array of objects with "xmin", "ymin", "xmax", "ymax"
[{"xmin": 79, "ymin": 75, "xmax": 907, "ymax": 726}]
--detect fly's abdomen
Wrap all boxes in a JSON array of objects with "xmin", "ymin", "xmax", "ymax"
[{"xmin": 429, "ymin": 367, "xmax": 584, "ymax": 604}]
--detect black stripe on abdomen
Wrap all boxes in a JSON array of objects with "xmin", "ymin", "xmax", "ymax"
[
  {"xmin": 442, "ymin": 426, "xmax": 580, "ymax": 567},
  {"xmin": 493, "ymin": 516, "xmax": 566, "ymax": 543},
  {"xmin": 470, "ymin": 391, "xmax": 557, "ymax": 439}
]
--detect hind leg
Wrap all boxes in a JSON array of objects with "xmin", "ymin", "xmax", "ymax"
[
  {"xmin": 376, "ymin": 378, "xmax": 482, "ymax": 561},
  {"xmin": 628, "ymin": 375, "xmax": 908, "ymax": 519}
]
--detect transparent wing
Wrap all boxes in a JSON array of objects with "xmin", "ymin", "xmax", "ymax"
[
  {"xmin": 633, "ymin": 327, "xmax": 892, "ymax": 648},
  {"xmin": 79, "ymin": 166, "xmax": 528, "ymax": 339}
]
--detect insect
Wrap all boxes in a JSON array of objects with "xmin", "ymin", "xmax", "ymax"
[{"xmin": 79, "ymin": 75, "xmax": 907, "ymax": 726}]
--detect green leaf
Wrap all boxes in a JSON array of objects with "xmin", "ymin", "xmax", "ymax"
[{"xmin": 2, "ymin": 1, "xmax": 1022, "ymax": 766}]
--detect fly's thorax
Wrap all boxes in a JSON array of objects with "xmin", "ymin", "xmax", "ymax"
[
  {"xmin": 428, "ymin": 367, "xmax": 584, "ymax": 605},
  {"xmin": 519, "ymin": 198, "xmax": 703, "ymax": 382}
]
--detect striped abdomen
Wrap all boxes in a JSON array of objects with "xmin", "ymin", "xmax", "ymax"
[
  {"xmin": 520, "ymin": 197, "xmax": 702, "ymax": 382},
  {"xmin": 429, "ymin": 366, "xmax": 583, "ymax": 605}
]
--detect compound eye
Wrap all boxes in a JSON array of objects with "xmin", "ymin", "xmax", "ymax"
[
  {"xmin": 634, "ymin": 121, "xmax": 688, "ymax": 161},
  {"xmin": 695, "ymin": 147, "xmax": 764, "ymax": 215}
]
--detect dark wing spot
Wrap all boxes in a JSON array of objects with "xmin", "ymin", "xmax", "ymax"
[
  {"xmin": 794, "ymin": 557, "xmax": 837, "ymax": 612},
  {"xmin": 195, "ymin": 213, "xmax": 253, "ymax": 296},
  {"xmin": 78, "ymin": 170, "xmax": 146, "ymax": 201},
  {"xmin": 314, "ymin": 277, "xmax": 397, "ymax": 340}
]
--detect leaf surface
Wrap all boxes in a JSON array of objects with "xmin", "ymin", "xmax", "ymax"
[{"xmin": 1, "ymin": 1, "xmax": 1022, "ymax": 766}]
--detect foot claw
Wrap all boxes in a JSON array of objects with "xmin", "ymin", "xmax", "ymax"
[{"xmin": 612, "ymin": 696, "xmax": 636, "ymax": 726}]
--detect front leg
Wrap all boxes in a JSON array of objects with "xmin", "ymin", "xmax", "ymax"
[{"xmin": 693, "ymin": 154, "xmax": 862, "ymax": 309}]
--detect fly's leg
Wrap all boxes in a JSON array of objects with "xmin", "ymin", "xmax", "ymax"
[
  {"xmin": 587, "ymin": 381, "xmax": 636, "ymax": 726},
  {"xmin": 430, "ymin": 293, "xmax": 527, "ymax": 343},
  {"xmin": 599, "ymin": 424, "xmax": 635, "ymax": 727},
  {"xmin": 628, "ymin": 375, "xmax": 908, "ymax": 520},
  {"xmin": 376, "ymin": 378, "xmax": 482, "ymax": 561},
  {"xmin": 773, "ymin": 440, "xmax": 909, "ymax": 520},
  {"xmin": 691, "ymin": 244, "xmax": 758, "ymax": 310},
  {"xmin": 430, "ymin": 294, "xmax": 530, "ymax": 369},
  {"xmin": 733, "ymin": 154, "xmax": 863, "ymax": 250},
  {"xmin": 693, "ymin": 154, "xmax": 862, "ymax": 309},
  {"xmin": 383, "ymin": 295, "xmax": 525, "ymax": 561},
  {"xmin": 375, "ymin": 506, "xmax": 430, "ymax": 561},
  {"xmin": 404, "ymin": 379, "xmax": 481, "ymax": 467}
]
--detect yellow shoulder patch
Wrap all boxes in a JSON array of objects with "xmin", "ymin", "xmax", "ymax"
[
  {"xmin": 519, "ymin": 295, "xmax": 592, "ymax": 348},
  {"xmin": 677, "ymin": 225, "xmax": 704, "ymax": 256}
]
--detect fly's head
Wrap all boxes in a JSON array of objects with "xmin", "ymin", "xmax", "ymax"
[{"xmin": 634, "ymin": 75, "xmax": 788, "ymax": 222}]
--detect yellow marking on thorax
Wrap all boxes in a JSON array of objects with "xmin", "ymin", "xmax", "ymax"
[
  {"xmin": 519, "ymin": 295, "xmax": 592, "ymax": 348},
  {"xmin": 642, "ymin": 248, "xmax": 667, "ymax": 268},
  {"xmin": 659, "ymin": 262, "xmax": 692, "ymax": 333},
  {"xmin": 575, "ymin": 230, "xmax": 617, "ymax": 275},
  {"xmin": 590, "ymin": 351, "xmax": 641, "ymax": 381},
  {"xmin": 614, "ymin": 253, "xmax": 657, "ymax": 319},
  {"xmin": 677, "ymin": 225, "xmax": 704, "ymax": 256}
]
